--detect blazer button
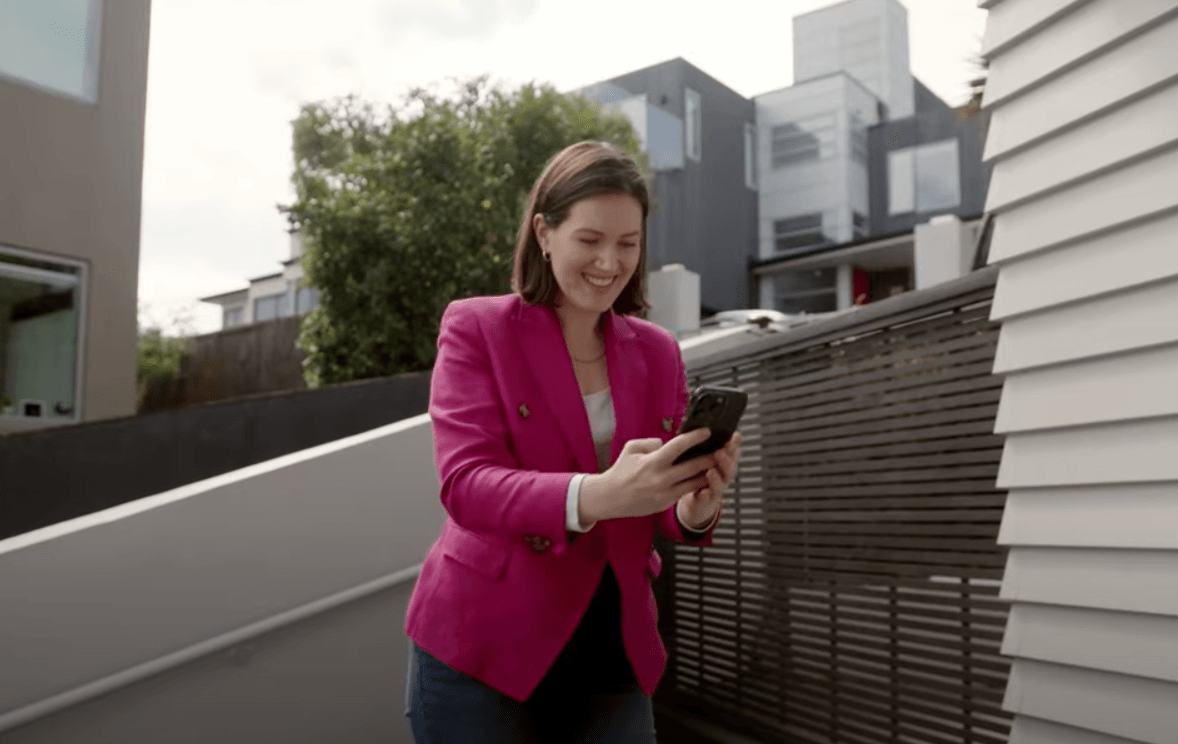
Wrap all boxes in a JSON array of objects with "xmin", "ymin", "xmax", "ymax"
[
  {"xmin": 519, "ymin": 404, "xmax": 531, "ymax": 419},
  {"xmin": 662, "ymin": 417, "xmax": 673, "ymax": 432},
  {"xmin": 525, "ymin": 535, "xmax": 551, "ymax": 553}
]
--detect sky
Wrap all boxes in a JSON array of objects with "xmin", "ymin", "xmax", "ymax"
[{"xmin": 137, "ymin": 0, "xmax": 989, "ymax": 336}]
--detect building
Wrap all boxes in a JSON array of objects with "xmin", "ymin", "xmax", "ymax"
[
  {"xmin": 0, "ymin": 1, "xmax": 152, "ymax": 434},
  {"xmin": 752, "ymin": 0, "xmax": 992, "ymax": 314},
  {"xmin": 200, "ymin": 229, "xmax": 320, "ymax": 329},
  {"xmin": 578, "ymin": 58, "xmax": 760, "ymax": 312}
]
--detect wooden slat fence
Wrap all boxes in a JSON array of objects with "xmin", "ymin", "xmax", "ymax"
[{"xmin": 657, "ymin": 267, "xmax": 1012, "ymax": 744}]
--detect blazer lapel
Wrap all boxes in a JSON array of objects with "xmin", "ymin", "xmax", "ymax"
[
  {"xmin": 605, "ymin": 312, "xmax": 646, "ymax": 465},
  {"xmin": 515, "ymin": 300, "xmax": 598, "ymax": 475}
]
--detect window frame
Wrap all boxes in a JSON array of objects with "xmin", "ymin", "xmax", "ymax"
[
  {"xmin": 888, "ymin": 137, "xmax": 963, "ymax": 216},
  {"xmin": 0, "ymin": 243, "xmax": 88, "ymax": 423},
  {"xmin": 773, "ymin": 213, "xmax": 830, "ymax": 256},
  {"xmin": 770, "ymin": 114, "xmax": 835, "ymax": 170},
  {"xmin": 684, "ymin": 87, "xmax": 702, "ymax": 162},
  {"xmin": 744, "ymin": 122, "xmax": 757, "ymax": 190}
]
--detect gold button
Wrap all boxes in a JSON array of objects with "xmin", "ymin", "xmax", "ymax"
[
  {"xmin": 519, "ymin": 404, "xmax": 530, "ymax": 418},
  {"xmin": 661, "ymin": 417, "xmax": 673, "ymax": 432}
]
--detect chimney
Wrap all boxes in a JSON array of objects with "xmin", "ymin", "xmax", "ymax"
[
  {"xmin": 646, "ymin": 264, "xmax": 701, "ymax": 338},
  {"xmin": 914, "ymin": 215, "xmax": 971, "ymax": 290}
]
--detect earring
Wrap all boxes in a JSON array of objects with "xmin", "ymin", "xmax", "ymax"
[{"xmin": 543, "ymin": 251, "xmax": 551, "ymax": 262}]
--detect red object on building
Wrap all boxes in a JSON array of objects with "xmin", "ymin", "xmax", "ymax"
[{"xmin": 853, "ymin": 267, "xmax": 871, "ymax": 306}]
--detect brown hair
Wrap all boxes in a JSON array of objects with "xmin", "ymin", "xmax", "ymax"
[{"xmin": 511, "ymin": 141, "xmax": 650, "ymax": 316}]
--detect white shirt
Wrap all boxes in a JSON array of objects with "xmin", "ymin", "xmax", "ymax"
[{"xmin": 565, "ymin": 388, "xmax": 718, "ymax": 534}]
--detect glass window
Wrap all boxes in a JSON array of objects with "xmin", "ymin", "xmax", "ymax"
[
  {"xmin": 775, "ymin": 267, "xmax": 838, "ymax": 314},
  {"xmin": 254, "ymin": 293, "xmax": 289, "ymax": 323},
  {"xmin": 889, "ymin": 138, "xmax": 962, "ymax": 216},
  {"xmin": 771, "ymin": 114, "xmax": 835, "ymax": 169},
  {"xmin": 0, "ymin": 0, "xmax": 103, "ymax": 103},
  {"xmin": 853, "ymin": 212, "xmax": 868, "ymax": 238},
  {"xmin": 743, "ymin": 123, "xmax": 757, "ymax": 189},
  {"xmin": 684, "ymin": 88, "xmax": 702, "ymax": 162},
  {"xmin": 1, "ymin": 248, "xmax": 83, "ymax": 420},
  {"xmin": 888, "ymin": 148, "xmax": 915, "ymax": 215},
  {"xmin": 850, "ymin": 115, "xmax": 868, "ymax": 165},
  {"xmin": 296, "ymin": 286, "xmax": 320, "ymax": 314},
  {"xmin": 224, "ymin": 308, "xmax": 244, "ymax": 328},
  {"xmin": 774, "ymin": 214, "xmax": 829, "ymax": 255},
  {"xmin": 915, "ymin": 139, "xmax": 962, "ymax": 213}
]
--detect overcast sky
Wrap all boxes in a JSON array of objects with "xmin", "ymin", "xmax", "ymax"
[{"xmin": 138, "ymin": 0, "xmax": 988, "ymax": 335}]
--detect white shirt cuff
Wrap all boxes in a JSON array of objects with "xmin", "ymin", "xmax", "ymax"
[
  {"xmin": 677, "ymin": 500, "xmax": 720, "ymax": 534},
  {"xmin": 566, "ymin": 474, "xmax": 595, "ymax": 532}
]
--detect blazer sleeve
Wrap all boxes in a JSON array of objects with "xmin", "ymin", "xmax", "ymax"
[
  {"xmin": 430, "ymin": 300, "xmax": 572, "ymax": 549},
  {"xmin": 655, "ymin": 334, "xmax": 723, "ymax": 547}
]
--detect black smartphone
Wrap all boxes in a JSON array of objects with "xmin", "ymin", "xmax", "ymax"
[{"xmin": 672, "ymin": 386, "xmax": 748, "ymax": 465}]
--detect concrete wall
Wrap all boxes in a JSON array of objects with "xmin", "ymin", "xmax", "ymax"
[
  {"xmin": 608, "ymin": 58, "xmax": 759, "ymax": 312},
  {"xmin": 980, "ymin": 1, "xmax": 1178, "ymax": 742},
  {"xmin": 0, "ymin": 370, "xmax": 431, "ymax": 540},
  {"xmin": 0, "ymin": 415, "xmax": 441, "ymax": 744},
  {"xmin": 0, "ymin": 0, "xmax": 151, "ymax": 424}
]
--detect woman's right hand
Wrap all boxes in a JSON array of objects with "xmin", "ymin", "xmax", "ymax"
[{"xmin": 578, "ymin": 428, "xmax": 718, "ymax": 524}]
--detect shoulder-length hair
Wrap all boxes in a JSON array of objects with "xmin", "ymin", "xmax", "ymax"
[{"xmin": 511, "ymin": 141, "xmax": 650, "ymax": 316}]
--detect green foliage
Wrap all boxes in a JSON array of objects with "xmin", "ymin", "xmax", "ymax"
[
  {"xmin": 279, "ymin": 76, "xmax": 646, "ymax": 387},
  {"xmin": 136, "ymin": 329, "xmax": 191, "ymax": 390}
]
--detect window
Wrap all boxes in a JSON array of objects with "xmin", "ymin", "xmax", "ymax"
[
  {"xmin": 775, "ymin": 268, "xmax": 838, "ymax": 314},
  {"xmin": 888, "ymin": 138, "xmax": 962, "ymax": 215},
  {"xmin": 295, "ymin": 286, "xmax": 320, "ymax": 314},
  {"xmin": 743, "ymin": 123, "xmax": 757, "ymax": 189},
  {"xmin": 224, "ymin": 308, "xmax": 244, "ymax": 328},
  {"xmin": 684, "ymin": 88, "xmax": 701, "ymax": 162},
  {"xmin": 850, "ymin": 115, "xmax": 868, "ymax": 165},
  {"xmin": 1, "ymin": 247, "xmax": 84, "ymax": 421},
  {"xmin": 774, "ymin": 214, "xmax": 829, "ymax": 255},
  {"xmin": 853, "ymin": 212, "xmax": 868, "ymax": 238},
  {"xmin": 254, "ymin": 292, "xmax": 290, "ymax": 323},
  {"xmin": 0, "ymin": 0, "xmax": 103, "ymax": 103},
  {"xmin": 770, "ymin": 114, "xmax": 835, "ymax": 169}
]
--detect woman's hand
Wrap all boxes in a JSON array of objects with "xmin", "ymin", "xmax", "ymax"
[
  {"xmin": 677, "ymin": 432, "xmax": 742, "ymax": 531},
  {"xmin": 579, "ymin": 428, "xmax": 718, "ymax": 524}
]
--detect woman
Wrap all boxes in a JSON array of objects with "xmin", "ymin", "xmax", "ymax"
[{"xmin": 404, "ymin": 141, "xmax": 742, "ymax": 743}]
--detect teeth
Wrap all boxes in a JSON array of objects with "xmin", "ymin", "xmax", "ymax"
[{"xmin": 584, "ymin": 274, "xmax": 614, "ymax": 287}]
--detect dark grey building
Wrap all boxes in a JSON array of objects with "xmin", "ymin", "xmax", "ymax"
[
  {"xmin": 581, "ymin": 58, "xmax": 759, "ymax": 312},
  {"xmin": 868, "ymin": 79, "xmax": 992, "ymax": 235}
]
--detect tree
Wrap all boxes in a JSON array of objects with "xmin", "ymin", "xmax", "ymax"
[{"xmin": 279, "ymin": 77, "xmax": 645, "ymax": 387}]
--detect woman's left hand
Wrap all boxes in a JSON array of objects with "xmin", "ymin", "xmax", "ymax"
[{"xmin": 677, "ymin": 432, "xmax": 742, "ymax": 531}]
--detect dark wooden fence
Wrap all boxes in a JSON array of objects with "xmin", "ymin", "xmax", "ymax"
[
  {"xmin": 656, "ymin": 267, "xmax": 1011, "ymax": 744},
  {"xmin": 140, "ymin": 316, "xmax": 306, "ymax": 413}
]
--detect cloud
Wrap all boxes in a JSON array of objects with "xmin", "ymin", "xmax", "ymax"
[{"xmin": 379, "ymin": 0, "xmax": 540, "ymax": 41}]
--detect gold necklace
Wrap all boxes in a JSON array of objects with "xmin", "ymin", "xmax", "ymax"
[{"xmin": 571, "ymin": 350, "xmax": 605, "ymax": 364}]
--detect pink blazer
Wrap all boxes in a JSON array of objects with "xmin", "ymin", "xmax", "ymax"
[{"xmin": 404, "ymin": 294, "xmax": 721, "ymax": 702}]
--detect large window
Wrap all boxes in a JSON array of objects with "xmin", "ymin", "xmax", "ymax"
[
  {"xmin": 774, "ymin": 214, "xmax": 829, "ymax": 255},
  {"xmin": 684, "ymin": 88, "xmax": 702, "ymax": 162},
  {"xmin": 888, "ymin": 138, "xmax": 962, "ymax": 215},
  {"xmin": 254, "ymin": 292, "xmax": 291, "ymax": 323},
  {"xmin": 0, "ymin": 0, "xmax": 103, "ymax": 103},
  {"xmin": 776, "ymin": 267, "xmax": 838, "ymax": 314},
  {"xmin": 744, "ymin": 123, "xmax": 757, "ymax": 189},
  {"xmin": 771, "ymin": 114, "xmax": 835, "ymax": 169},
  {"xmin": 224, "ymin": 308, "xmax": 244, "ymax": 328},
  {"xmin": 1, "ymin": 248, "xmax": 84, "ymax": 421}
]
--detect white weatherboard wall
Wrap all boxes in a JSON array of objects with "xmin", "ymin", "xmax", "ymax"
[{"xmin": 980, "ymin": 1, "xmax": 1178, "ymax": 743}]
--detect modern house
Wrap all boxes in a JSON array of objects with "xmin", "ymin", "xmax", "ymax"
[
  {"xmin": 200, "ymin": 229, "xmax": 320, "ymax": 329},
  {"xmin": 577, "ymin": 0, "xmax": 992, "ymax": 322},
  {"xmin": 578, "ymin": 58, "xmax": 760, "ymax": 313},
  {"xmin": 0, "ymin": 0, "xmax": 152, "ymax": 434}
]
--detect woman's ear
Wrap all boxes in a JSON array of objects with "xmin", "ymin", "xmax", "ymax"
[{"xmin": 532, "ymin": 213, "xmax": 548, "ymax": 250}]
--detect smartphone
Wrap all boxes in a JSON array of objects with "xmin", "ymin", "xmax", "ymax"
[{"xmin": 672, "ymin": 386, "xmax": 748, "ymax": 465}]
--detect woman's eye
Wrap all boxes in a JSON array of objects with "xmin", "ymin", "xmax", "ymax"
[
  {"xmin": 620, "ymin": 243, "xmax": 637, "ymax": 249},
  {"xmin": 580, "ymin": 239, "xmax": 599, "ymax": 246}
]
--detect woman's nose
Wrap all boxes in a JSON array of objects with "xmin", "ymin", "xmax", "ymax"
[{"xmin": 596, "ymin": 246, "xmax": 621, "ymax": 271}]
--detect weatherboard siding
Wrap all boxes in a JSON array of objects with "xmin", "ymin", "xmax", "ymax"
[{"xmin": 980, "ymin": 0, "xmax": 1178, "ymax": 742}]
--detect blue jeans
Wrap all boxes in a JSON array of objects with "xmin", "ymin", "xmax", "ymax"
[{"xmin": 405, "ymin": 640, "xmax": 657, "ymax": 744}]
